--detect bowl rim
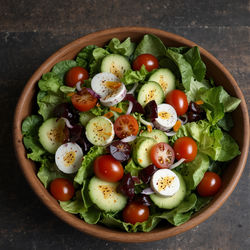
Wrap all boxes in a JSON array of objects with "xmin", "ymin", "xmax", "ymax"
[{"xmin": 13, "ymin": 26, "xmax": 249, "ymax": 242}]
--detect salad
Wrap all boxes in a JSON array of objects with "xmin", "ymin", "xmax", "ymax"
[{"xmin": 22, "ymin": 34, "xmax": 241, "ymax": 232}]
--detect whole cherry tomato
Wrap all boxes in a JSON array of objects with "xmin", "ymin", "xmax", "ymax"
[
  {"xmin": 122, "ymin": 202, "xmax": 149, "ymax": 224},
  {"xmin": 94, "ymin": 155, "xmax": 124, "ymax": 182},
  {"xmin": 173, "ymin": 137, "xmax": 197, "ymax": 162},
  {"xmin": 197, "ymin": 172, "xmax": 222, "ymax": 197},
  {"xmin": 50, "ymin": 178, "xmax": 75, "ymax": 201},
  {"xmin": 65, "ymin": 66, "xmax": 89, "ymax": 87},
  {"xmin": 133, "ymin": 54, "xmax": 159, "ymax": 72},
  {"xmin": 166, "ymin": 89, "xmax": 188, "ymax": 116}
]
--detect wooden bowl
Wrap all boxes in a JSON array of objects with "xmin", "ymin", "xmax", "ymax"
[{"xmin": 13, "ymin": 27, "xmax": 249, "ymax": 242}]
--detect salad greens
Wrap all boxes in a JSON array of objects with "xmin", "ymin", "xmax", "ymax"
[{"xmin": 21, "ymin": 34, "xmax": 241, "ymax": 233}]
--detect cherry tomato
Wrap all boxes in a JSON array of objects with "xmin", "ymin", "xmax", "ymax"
[
  {"xmin": 133, "ymin": 54, "xmax": 159, "ymax": 72},
  {"xmin": 71, "ymin": 87, "xmax": 97, "ymax": 112},
  {"xmin": 114, "ymin": 114, "xmax": 139, "ymax": 139},
  {"xmin": 50, "ymin": 178, "xmax": 75, "ymax": 201},
  {"xmin": 197, "ymin": 172, "xmax": 222, "ymax": 197},
  {"xmin": 94, "ymin": 155, "xmax": 124, "ymax": 182},
  {"xmin": 166, "ymin": 89, "xmax": 188, "ymax": 116},
  {"xmin": 150, "ymin": 142, "xmax": 175, "ymax": 169},
  {"xmin": 65, "ymin": 66, "xmax": 89, "ymax": 87},
  {"xmin": 122, "ymin": 202, "xmax": 149, "ymax": 224},
  {"xmin": 173, "ymin": 137, "xmax": 197, "ymax": 162}
]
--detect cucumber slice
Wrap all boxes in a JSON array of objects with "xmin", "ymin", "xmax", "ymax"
[
  {"xmin": 79, "ymin": 111, "xmax": 96, "ymax": 127},
  {"xmin": 101, "ymin": 54, "xmax": 131, "ymax": 79},
  {"xmin": 148, "ymin": 69, "xmax": 176, "ymax": 95},
  {"xmin": 38, "ymin": 118, "xmax": 66, "ymax": 154},
  {"xmin": 150, "ymin": 171, "xmax": 186, "ymax": 209},
  {"xmin": 141, "ymin": 129, "xmax": 168, "ymax": 143},
  {"xmin": 85, "ymin": 116, "xmax": 115, "ymax": 146},
  {"xmin": 137, "ymin": 81, "xmax": 164, "ymax": 107},
  {"xmin": 88, "ymin": 176, "xmax": 127, "ymax": 212},
  {"xmin": 132, "ymin": 136, "xmax": 157, "ymax": 167}
]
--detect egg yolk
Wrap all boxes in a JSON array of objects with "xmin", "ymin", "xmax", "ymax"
[
  {"xmin": 63, "ymin": 151, "xmax": 76, "ymax": 166},
  {"xmin": 157, "ymin": 176, "xmax": 175, "ymax": 192},
  {"xmin": 158, "ymin": 111, "xmax": 171, "ymax": 120}
]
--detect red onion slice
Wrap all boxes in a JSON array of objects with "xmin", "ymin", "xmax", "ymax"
[
  {"xmin": 178, "ymin": 114, "xmax": 188, "ymax": 125},
  {"xmin": 170, "ymin": 158, "xmax": 186, "ymax": 170},
  {"xmin": 76, "ymin": 81, "xmax": 82, "ymax": 92},
  {"xmin": 126, "ymin": 101, "xmax": 133, "ymax": 115},
  {"xmin": 139, "ymin": 116, "xmax": 154, "ymax": 127},
  {"xmin": 127, "ymin": 82, "xmax": 138, "ymax": 95},
  {"xmin": 165, "ymin": 131, "xmax": 176, "ymax": 137},
  {"xmin": 121, "ymin": 135, "xmax": 137, "ymax": 143},
  {"xmin": 61, "ymin": 117, "xmax": 73, "ymax": 129},
  {"xmin": 141, "ymin": 187, "xmax": 155, "ymax": 195},
  {"xmin": 86, "ymin": 88, "xmax": 101, "ymax": 99}
]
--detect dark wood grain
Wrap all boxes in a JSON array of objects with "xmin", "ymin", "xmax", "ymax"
[{"xmin": 0, "ymin": 0, "xmax": 249, "ymax": 249}]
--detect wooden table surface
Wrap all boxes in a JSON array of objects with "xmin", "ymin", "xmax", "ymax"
[{"xmin": 1, "ymin": 0, "xmax": 249, "ymax": 249}]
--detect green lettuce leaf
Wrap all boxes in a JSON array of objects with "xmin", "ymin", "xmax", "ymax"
[
  {"xmin": 185, "ymin": 77, "xmax": 210, "ymax": 102},
  {"xmin": 36, "ymin": 70, "xmax": 68, "ymax": 120},
  {"xmin": 116, "ymin": 101, "xmax": 129, "ymax": 114},
  {"xmin": 124, "ymin": 159, "xmax": 143, "ymax": 176},
  {"xmin": 22, "ymin": 115, "xmax": 43, "ymax": 136},
  {"xmin": 183, "ymin": 46, "xmax": 206, "ymax": 82},
  {"xmin": 37, "ymin": 91, "xmax": 65, "ymax": 120},
  {"xmin": 60, "ymin": 191, "xmax": 86, "ymax": 214},
  {"xmin": 178, "ymin": 153, "xmax": 210, "ymax": 190},
  {"xmin": 194, "ymin": 196, "xmax": 212, "ymax": 212},
  {"xmin": 74, "ymin": 146, "xmax": 106, "ymax": 184},
  {"xmin": 107, "ymin": 37, "xmax": 136, "ymax": 57},
  {"xmin": 23, "ymin": 136, "xmax": 47, "ymax": 162},
  {"xmin": 168, "ymin": 47, "xmax": 189, "ymax": 54},
  {"xmin": 80, "ymin": 206, "xmax": 102, "ymax": 224},
  {"xmin": 76, "ymin": 45, "xmax": 98, "ymax": 69},
  {"xmin": 38, "ymin": 72, "xmax": 62, "ymax": 93},
  {"xmin": 59, "ymin": 85, "xmax": 75, "ymax": 94},
  {"xmin": 199, "ymin": 86, "xmax": 241, "ymax": 124},
  {"xmin": 166, "ymin": 49, "xmax": 193, "ymax": 90},
  {"xmin": 60, "ymin": 183, "xmax": 101, "ymax": 224},
  {"xmin": 217, "ymin": 132, "xmax": 241, "ymax": 161},
  {"xmin": 159, "ymin": 57, "xmax": 181, "ymax": 80},
  {"xmin": 217, "ymin": 113, "xmax": 234, "ymax": 131},
  {"xmin": 37, "ymin": 159, "xmax": 70, "ymax": 188},
  {"xmin": 89, "ymin": 48, "xmax": 110, "ymax": 76},
  {"xmin": 133, "ymin": 34, "xmax": 167, "ymax": 59},
  {"xmin": 121, "ymin": 65, "xmax": 148, "ymax": 85},
  {"xmin": 51, "ymin": 60, "xmax": 77, "ymax": 80},
  {"xmin": 89, "ymin": 105, "xmax": 109, "ymax": 116}
]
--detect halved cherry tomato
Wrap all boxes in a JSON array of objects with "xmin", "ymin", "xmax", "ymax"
[
  {"xmin": 71, "ymin": 87, "xmax": 97, "ymax": 112},
  {"xmin": 122, "ymin": 202, "xmax": 149, "ymax": 224},
  {"xmin": 114, "ymin": 114, "xmax": 139, "ymax": 139},
  {"xmin": 65, "ymin": 66, "xmax": 89, "ymax": 87},
  {"xmin": 133, "ymin": 54, "xmax": 159, "ymax": 72},
  {"xmin": 197, "ymin": 172, "xmax": 222, "ymax": 197},
  {"xmin": 150, "ymin": 142, "xmax": 175, "ymax": 169},
  {"xmin": 166, "ymin": 89, "xmax": 188, "ymax": 116},
  {"xmin": 94, "ymin": 155, "xmax": 124, "ymax": 182},
  {"xmin": 173, "ymin": 137, "xmax": 197, "ymax": 162},
  {"xmin": 50, "ymin": 178, "xmax": 75, "ymax": 201}
]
